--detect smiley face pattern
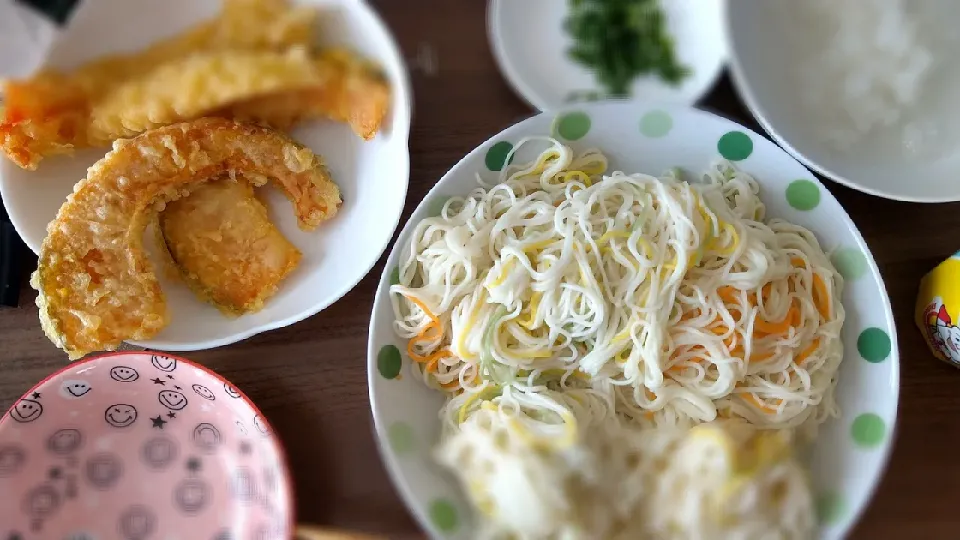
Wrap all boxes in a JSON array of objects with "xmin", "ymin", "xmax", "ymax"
[{"xmin": 0, "ymin": 352, "xmax": 291, "ymax": 539}]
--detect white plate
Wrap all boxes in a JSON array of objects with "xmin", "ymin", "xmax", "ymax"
[
  {"xmin": 0, "ymin": 0, "xmax": 412, "ymax": 351},
  {"xmin": 726, "ymin": 0, "xmax": 960, "ymax": 202},
  {"xmin": 488, "ymin": 0, "xmax": 727, "ymax": 111},
  {"xmin": 368, "ymin": 102, "xmax": 899, "ymax": 539}
]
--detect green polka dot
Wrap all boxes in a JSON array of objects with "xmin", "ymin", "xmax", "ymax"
[
  {"xmin": 857, "ymin": 327, "xmax": 891, "ymax": 363},
  {"xmin": 377, "ymin": 345, "xmax": 402, "ymax": 380},
  {"xmin": 388, "ymin": 422, "xmax": 415, "ymax": 454},
  {"xmin": 786, "ymin": 180, "xmax": 821, "ymax": 211},
  {"xmin": 851, "ymin": 413, "xmax": 886, "ymax": 448},
  {"xmin": 389, "ymin": 266, "xmax": 400, "ymax": 286},
  {"xmin": 485, "ymin": 141, "xmax": 514, "ymax": 171},
  {"xmin": 429, "ymin": 498, "xmax": 459, "ymax": 533},
  {"xmin": 426, "ymin": 196, "xmax": 450, "ymax": 218},
  {"xmin": 832, "ymin": 248, "xmax": 868, "ymax": 280},
  {"xmin": 816, "ymin": 490, "xmax": 846, "ymax": 524},
  {"xmin": 717, "ymin": 131, "xmax": 753, "ymax": 161},
  {"xmin": 640, "ymin": 110, "xmax": 673, "ymax": 138},
  {"xmin": 556, "ymin": 111, "xmax": 591, "ymax": 141}
]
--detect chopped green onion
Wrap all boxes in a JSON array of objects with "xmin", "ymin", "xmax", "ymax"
[{"xmin": 564, "ymin": 0, "xmax": 689, "ymax": 97}]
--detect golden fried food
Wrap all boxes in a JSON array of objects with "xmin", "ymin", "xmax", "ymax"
[
  {"xmin": 0, "ymin": 78, "xmax": 89, "ymax": 166},
  {"xmin": 0, "ymin": 0, "xmax": 316, "ymax": 169},
  {"xmin": 90, "ymin": 48, "xmax": 324, "ymax": 140},
  {"xmin": 32, "ymin": 118, "xmax": 341, "ymax": 359},
  {"xmin": 159, "ymin": 179, "xmax": 302, "ymax": 316},
  {"xmin": 223, "ymin": 49, "xmax": 392, "ymax": 140}
]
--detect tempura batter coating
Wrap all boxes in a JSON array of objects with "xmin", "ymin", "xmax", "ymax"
[
  {"xmin": 0, "ymin": 0, "xmax": 317, "ymax": 169},
  {"xmin": 32, "ymin": 118, "xmax": 341, "ymax": 359},
  {"xmin": 158, "ymin": 179, "xmax": 302, "ymax": 316},
  {"xmin": 2, "ymin": 48, "xmax": 390, "ymax": 168},
  {"xmin": 90, "ymin": 47, "xmax": 323, "ymax": 140},
  {"xmin": 222, "ymin": 49, "xmax": 392, "ymax": 140}
]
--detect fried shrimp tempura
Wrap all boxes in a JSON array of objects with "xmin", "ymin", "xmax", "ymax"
[
  {"xmin": 90, "ymin": 47, "xmax": 323, "ymax": 140},
  {"xmin": 222, "ymin": 49, "xmax": 392, "ymax": 140},
  {"xmin": 0, "ymin": 0, "xmax": 317, "ymax": 169},
  {"xmin": 32, "ymin": 118, "xmax": 341, "ymax": 359},
  {"xmin": 158, "ymin": 179, "xmax": 302, "ymax": 316}
]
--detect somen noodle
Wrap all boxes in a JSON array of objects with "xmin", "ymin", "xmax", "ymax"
[{"xmin": 389, "ymin": 137, "xmax": 842, "ymax": 538}]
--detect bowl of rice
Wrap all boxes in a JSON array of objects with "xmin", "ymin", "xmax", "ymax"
[{"xmin": 726, "ymin": 0, "xmax": 960, "ymax": 202}]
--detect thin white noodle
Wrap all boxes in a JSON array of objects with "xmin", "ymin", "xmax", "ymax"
[{"xmin": 389, "ymin": 139, "xmax": 842, "ymax": 538}]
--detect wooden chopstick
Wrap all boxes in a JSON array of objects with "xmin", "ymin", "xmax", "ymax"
[{"xmin": 295, "ymin": 525, "xmax": 387, "ymax": 540}]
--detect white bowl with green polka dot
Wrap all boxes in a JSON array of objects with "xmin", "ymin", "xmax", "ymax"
[{"xmin": 368, "ymin": 102, "xmax": 899, "ymax": 539}]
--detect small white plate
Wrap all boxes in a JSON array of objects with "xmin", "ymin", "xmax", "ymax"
[
  {"xmin": 0, "ymin": 0, "xmax": 412, "ymax": 352},
  {"xmin": 488, "ymin": 0, "xmax": 727, "ymax": 110},
  {"xmin": 368, "ymin": 102, "xmax": 898, "ymax": 539}
]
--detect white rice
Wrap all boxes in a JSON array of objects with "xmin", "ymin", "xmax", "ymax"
[{"xmin": 792, "ymin": 0, "xmax": 935, "ymax": 152}]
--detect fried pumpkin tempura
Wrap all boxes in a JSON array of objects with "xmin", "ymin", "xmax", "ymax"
[
  {"xmin": 0, "ymin": 0, "xmax": 317, "ymax": 169},
  {"xmin": 159, "ymin": 179, "xmax": 302, "ymax": 316},
  {"xmin": 32, "ymin": 118, "xmax": 341, "ymax": 359},
  {"xmin": 154, "ymin": 48, "xmax": 388, "ymax": 312}
]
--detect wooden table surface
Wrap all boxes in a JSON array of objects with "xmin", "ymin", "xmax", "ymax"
[{"xmin": 3, "ymin": 1, "xmax": 960, "ymax": 537}]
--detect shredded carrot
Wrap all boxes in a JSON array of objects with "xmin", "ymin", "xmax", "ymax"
[
  {"xmin": 407, "ymin": 323, "xmax": 441, "ymax": 362},
  {"xmin": 718, "ymin": 285, "xmax": 741, "ymax": 305},
  {"xmin": 754, "ymin": 306, "xmax": 798, "ymax": 335},
  {"xmin": 743, "ymin": 393, "xmax": 782, "ymax": 413},
  {"xmin": 424, "ymin": 351, "xmax": 449, "ymax": 372},
  {"xmin": 440, "ymin": 378, "xmax": 462, "ymax": 389},
  {"xmin": 668, "ymin": 362, "xmax": 692, "ymax": 373},
  {"xmin": 796, "ymin": 338, "xmax": 821, "ymax": 364},
  {"xmin": 812, "ymin": 274, "xmax": 831, "ymax": 320},
  {"xmin": 791, "ymin": 257, "xmax": 806, "ymax": 268},
  {"xmin": 421, "ymin": 323, "xmax": 442, "ymax": 341},
  {"xmin": 403, "ymin": 294, "xmax": 447, "ymax": 362},
  {"xmin": 404, "ymin": 294, "xmax": 440, "ymax": 327},
  {"xmin": 710, "ymin": 324, "xmax": 729, "ymax": 337},
  {"xmin": 411, "ymin": 346, "xmax": 449, "ymax": 365},
  {"xmin": 427, "ymin": 355, "xmax": 464, "ymax": 391}
]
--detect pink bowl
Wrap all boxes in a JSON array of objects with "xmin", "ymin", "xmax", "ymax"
[{"xmin": 0, "ymin": 351, "xmax": 294, "ymax": 539}]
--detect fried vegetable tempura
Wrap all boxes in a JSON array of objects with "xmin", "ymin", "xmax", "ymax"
[
  {"xmin": 0, "ymin": 0, "xmax": 317, "ymax": 169},
  {"xmin": 32, "ymin": 118, "xmax": 341, "ymax": 359},
  {"xmin": 159, "ymin": 179, "xmax": 302, "ymax": 316}
]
